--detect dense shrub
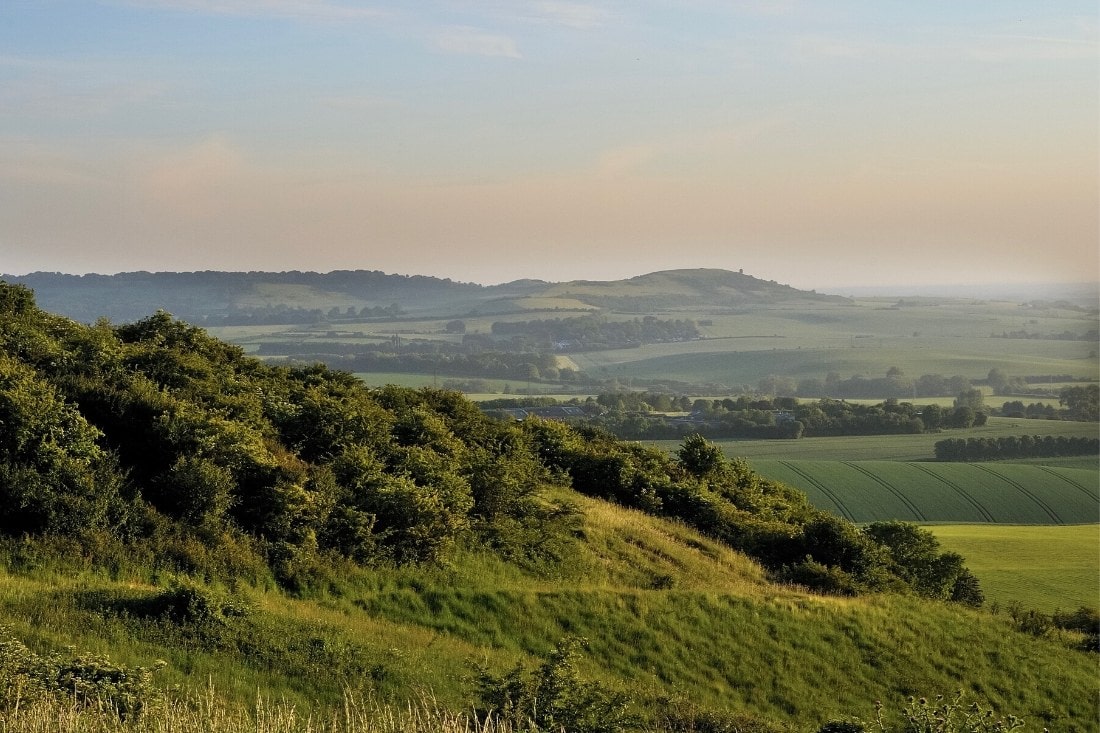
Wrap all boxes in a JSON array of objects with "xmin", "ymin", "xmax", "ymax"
[
  {"xmin": 473, "ymin": 637, "xmax": 636, "ymax": 733},
  {"xmin": 0, "ymin": 628, "xmax": 165, "ymax": 719}
]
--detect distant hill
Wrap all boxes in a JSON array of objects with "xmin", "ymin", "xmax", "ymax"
[
  {"xmin": 536, "ymin": 268, "xmax": 848, "ymax": 311},
  {"xmin": 1, "ymin": 267, "xmax": 845, "ymax": 324}
]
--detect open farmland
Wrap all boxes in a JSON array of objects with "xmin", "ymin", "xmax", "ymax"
[
  {"xmin": 750, "ymin": 461, "xmax": 1098, "ymax": 524},
  {"xmin": 928, "ymin": 524, "xmax": 1100, "ymax": 612}
]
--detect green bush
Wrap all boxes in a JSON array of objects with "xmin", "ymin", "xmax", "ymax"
[
  {"xmin": 818, "ymin": 693, "xmax": 1027, "ymax": 733},
  {"xmin": 0, "ymin": 627, "xmax": 165, "ymax": 719},
  {"xmin": 473, "ymin": 637, "xmax": 636, "ymax": 733}
]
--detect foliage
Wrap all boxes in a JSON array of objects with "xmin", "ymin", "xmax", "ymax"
[
  {"xmin": 473, "ymin": 637, "xmax": 636, "ymax": 733},
  {"xmin": 0, "ymin": 283, "xmax": 580, "ymax": 584},
  {"xmin": 0, "ymin": 627, "xmax": 165, "ymax": 719},
  {"xmin": 819, "ymin": 692, "xmax": 1029, "ymax": 733},
  {"xmin": 934, "ymin": 435, "xmax": 1099, "ymax": 461}
]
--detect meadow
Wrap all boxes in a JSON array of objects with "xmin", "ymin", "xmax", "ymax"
[
  {"xmin": 928, "ymin": 524, "xmax": 1099, "ymax": 613},
  {"xmin": 1, "ymin": 495, "xmax": 1097, "ymax": 731}
]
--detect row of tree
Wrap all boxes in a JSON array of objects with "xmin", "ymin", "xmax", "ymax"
[
  {"xmin": 933, "ymin": 435, "xmax": 1100, "ymax": 462},
  {"xmin": 528, "ymin": 393, "xmax": 990, "ymax": 440},
  {"xmin": 489, "ymin": 314, "xmax": 699, "ymax": 350}
]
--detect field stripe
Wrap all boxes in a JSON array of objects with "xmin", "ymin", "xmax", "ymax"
[
  {"xmin": 974, "ymin": 465, "xmax": 1063, "ymax": 525},
  {"xmin": 909, "ymin": 464, "xmax": 996, "ymax": 523},
  {"xmin": 778, "ymin": 461, "xmax": 857, "ymax": 522},
  {"xmin": 1036, "ymin": 466, "xmax": 1099, "ymax": 502},
  {"xmin": 843, "ymin": 462, "xmax": 927, "ymax": 522}
]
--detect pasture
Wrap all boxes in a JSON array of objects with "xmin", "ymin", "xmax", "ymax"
[{"xmin": 927, "ymin": 524, "xmax": 1100, "ymax": 612}]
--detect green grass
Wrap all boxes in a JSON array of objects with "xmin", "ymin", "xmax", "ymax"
[
  {"xmin": 746, "ymin": 461, "xmax": 1097, "ymax": 525},
  {"xmin": 927, "ymin": 524, "xmax": 1100, "ymax": 613},
  {"xmin": 1, "ymin": 496, "xmax": 1097, "ymax": 730}
]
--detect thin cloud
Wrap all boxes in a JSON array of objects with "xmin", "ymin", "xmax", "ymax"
[
  {"xmin": 524, "ymin": 2, "xmax": 610, "ymax": 29},
  {"xmin": 432, "ymin": 26, "xmax": 521, "ymax": 58},
  {"xmin": 111, "ymin": 0, "xmax": 385, "ymax": 21},
  {"xmin": 966, "ymin": 33, "xmax": 1098, "ymax": 62},
  {"xmin": 319, "ymin": 93, "xmax": 403, "ymax": 111}
]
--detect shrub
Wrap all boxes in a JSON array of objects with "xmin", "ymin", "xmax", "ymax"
[
  {"xmin": 473, "ymin": 637, "xmax": 636, "ymax": 733},
  {"xmin": 0, "ymin": 627, "xmax": 165, "ymax": 719}
]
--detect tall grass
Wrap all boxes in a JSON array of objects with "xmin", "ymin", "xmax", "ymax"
[
  {"xmin": 0, "ymin": 495, "xmax": 1096, "ymax": 731},
  {"xmin": 0, "ymin": 691, "xmax": 510, "ymax": 733}
]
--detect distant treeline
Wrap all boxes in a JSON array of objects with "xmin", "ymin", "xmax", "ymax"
[
  {"xmin": 200, "ymin": 303, "xmax": 405, "ymax": 326},
  {"xmin": 991, "ymin": 329, "xmax": 1099, "ymax": 341},
  {"xmin": 934, "ymin": 435, "xmax": 1100, "ymax": 461},
  {"xmin": 490, "ymin": 315, "xmax": 699, "ymax": 350},
  {"xmin": 5, "ymin": 269, "xmax": 475, "ymax": 323},
  {"xmin": 494, "ymin": 394, "xmax": 992, "ymax": 440},
  {"xmin": 264, "ymin": 346, "xmax": 575, "ymax": 382}
]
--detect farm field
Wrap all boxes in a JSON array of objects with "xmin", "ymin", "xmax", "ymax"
[
  {"xmin": 571, "ymin": 339, "xmax": 1096, "ymax": 390},
  {"xmin": 927, "ymin": 524, "xmax": 1100, "ymax": 612},
  {"xmin": 649, "ymin": 417, "xmax": 1100, "ymax": 463},
  {"xmin": 195, "ymin": 283, "xmax": 1099, "ymax": 396},
  {"xmin": 748, "ymin": 460, "xmax": 1098, "ymax": 525}
]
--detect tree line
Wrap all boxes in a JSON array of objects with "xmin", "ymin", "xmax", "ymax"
[
  {"xmin": 934, "ymin": 435, "xmax": 1100, "ymax": 461},
  {"xmin": 489, "ymin": 314, "xmax": 699, "ymax": 350}
]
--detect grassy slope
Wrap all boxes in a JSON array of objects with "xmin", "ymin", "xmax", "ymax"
[
  {"xmin": 927, "ymin": 524, "xmax": 1100, "ymax": 613},
  {"xmin": 1, "ymin": 494, "xmax": 1097, "ymax": 731}
]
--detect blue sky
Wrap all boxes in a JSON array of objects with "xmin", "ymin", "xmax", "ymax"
[{"xmin": 1, "ymin": 1, "xmax": 1096, "ymax": 288}]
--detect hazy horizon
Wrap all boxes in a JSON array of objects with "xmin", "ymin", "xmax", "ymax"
[
  {"xmin": 2, "ymin": 2, "xmax": 1097, "ymax": 289},
  {"xmin": 4, "ymin": 264, "xmax": 1097, "ymax": 304}
]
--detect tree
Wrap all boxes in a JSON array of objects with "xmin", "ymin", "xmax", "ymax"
[
  {"xmin": 954, "ymin": 388, "xmax": 985, "ymax": 411},
  {"xmin": 1059, "ymin": 385, "xmax": 1099, "ymax": 421},
  {"xmin": 986, "ymin": 368, "xmax": 1009, "ymax": 393},
  {"xmin": 947, "ymin": 406, "xmax": 975, "ymax": 428},
  {"xmin": 677, "ymin": 434, "xmax": 726, "ymax": 477},
  {"xmin": 445, "ymin": 319, "xmax": 466, "ymax": 334},
  {"xmin": 864, "ymin": 521, "xmax": 977, "ymax": 601}
]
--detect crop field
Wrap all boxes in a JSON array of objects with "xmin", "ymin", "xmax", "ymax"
[
  {"xmin": 927, "ymin": 524, "xmax": 1100, "ymax": 612},
  {"xmin": 648, "ymin": 417, "xmax": 1100, "ymax": 463},
  {"xmin": 571, "ymin": 339, "xmax": 1096, "ymax": 388},
  {"xmin": 749, "ymin": 460, "xmax": 1097, "ymax": 524}
]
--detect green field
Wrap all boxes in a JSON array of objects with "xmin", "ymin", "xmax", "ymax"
[
  {"xmin": 749, "ymin": 460, "xmax": 1098, "ymax": 525},
  {"xmin": 928, "ymin": 524, "xmax": 1100, "ymax": 612}
]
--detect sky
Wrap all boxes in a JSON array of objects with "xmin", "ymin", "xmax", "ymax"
[{"xmin": 1, "ymin": 1, "xmax": 1097, "ymax": 290}]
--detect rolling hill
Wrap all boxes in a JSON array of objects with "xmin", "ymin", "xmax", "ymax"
[{"xmin": 2, "ymin": 267, "xmax": 844, "ymax": 324}]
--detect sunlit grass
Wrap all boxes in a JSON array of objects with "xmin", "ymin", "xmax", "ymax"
[
  {"xmin": 928, "ymin": 524, "xmax": 1100, "ymax": 612},
  {"xmin": 1, "ymin": 494, "xmax": 1097, "ymax": 731}
]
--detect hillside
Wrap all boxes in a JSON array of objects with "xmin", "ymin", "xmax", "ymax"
[
  {"xmin": 1, "ymin": 267, "xmax": 841, "ymax": 324},
  {"xmin": 534, "ymin": 268, "xmax": 849, "ymax": 311},
  {"xmin": 0, "ymin": 280, "xmax": 1097, "ymax": 731}
]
